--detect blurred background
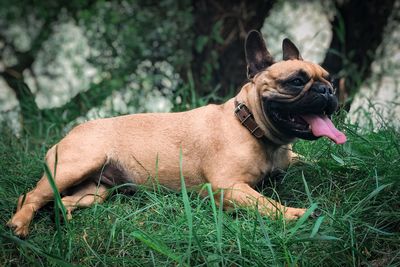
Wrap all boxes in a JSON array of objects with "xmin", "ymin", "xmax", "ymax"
[
  {"xmin": 0, "ymin": 0, "xmax": 399, "ymax": 136},
  {"xmin": 1, "ymin": 2, "xmax": 399, "ymax": 265}
]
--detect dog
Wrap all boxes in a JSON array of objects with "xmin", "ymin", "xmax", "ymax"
[{"xmin": 8, "ymin": 30, "xmax": 346, "ymax": 237}]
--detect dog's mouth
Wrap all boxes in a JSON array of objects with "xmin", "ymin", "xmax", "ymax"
[{"xmin": 268, "ymin": 106, "xmax": 346, "ymax": 144}]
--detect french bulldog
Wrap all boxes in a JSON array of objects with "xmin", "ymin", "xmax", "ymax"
[{"xmin": 8, "ymin": 30, "xmax": 346, "ymax": 237}]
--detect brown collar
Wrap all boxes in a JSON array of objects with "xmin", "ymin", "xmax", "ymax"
[{"xmin": 234, "ymin": 99, "xmax": 266, "ymax": 139}]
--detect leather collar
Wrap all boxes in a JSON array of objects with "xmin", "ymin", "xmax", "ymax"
[{"xmin": 234, "ymin": 99, "xmax": 265, "ymax": 139}]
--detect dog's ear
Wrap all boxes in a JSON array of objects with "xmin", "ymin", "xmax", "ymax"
[
  {"xmin": 282, "ymin": 38, "xmax": 303, "ymax": 60},
  {"xmin": 245, "ymin": 30, "xmax": 274, "ymax": 79}
]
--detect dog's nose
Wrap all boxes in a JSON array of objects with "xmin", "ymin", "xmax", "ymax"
[{"xmin": 311, "ymin": 83, "xmax": 333, "ymax": 96}]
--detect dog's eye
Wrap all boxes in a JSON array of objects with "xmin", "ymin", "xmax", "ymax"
[{"xmin": 290, "ymin": 78, "xmax": 304, "ymax": 87}]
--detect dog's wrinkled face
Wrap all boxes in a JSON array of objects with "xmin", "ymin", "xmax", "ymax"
[{"xmin": 245, "ymin": 31, "xmax": 346, "ymax": 144}]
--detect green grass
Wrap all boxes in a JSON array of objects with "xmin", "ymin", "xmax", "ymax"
[{"xmin": 0, "ymin": 117, "xmax": 399, "ymax": 266}]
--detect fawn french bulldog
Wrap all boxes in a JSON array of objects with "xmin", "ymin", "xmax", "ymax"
[{"xmin": 8, "ymin": 30, "xmax": 346, "ymax": 237}]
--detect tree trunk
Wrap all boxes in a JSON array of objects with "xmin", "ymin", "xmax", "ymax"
[
  {"xmin": 322, "ymin": 0, "xmax": 396, "ymax": 110},
  {"xmin": 190, "ymin": 0, "xmax": 276, "ymax": 98},
  {"xmin": 2, "ymin": 71, "xmax": 40, "ymax": 127}
]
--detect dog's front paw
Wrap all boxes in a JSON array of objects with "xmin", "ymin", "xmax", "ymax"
[
  {"xmin": 7, "ymin": 219, "xmax": 30, "ymax": 238},
  {"xmin": 283, "ymin": 207, "xmax": 307, "ymax": 220}
]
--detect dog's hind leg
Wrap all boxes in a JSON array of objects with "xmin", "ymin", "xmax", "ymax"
[
  {"xmin": 7, "ymin": 143, "xmax": 107, "ymax": 237},
  {"xmin": 61, "ymin": 181, "xmax": 108, "ymax": 220}
]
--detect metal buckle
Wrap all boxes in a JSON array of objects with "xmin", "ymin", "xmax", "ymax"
[
  {"xmin": 235, "ymin": 102, "xmax": 251, "ymax": 114},
  {"xmin": 234, "ymin": 102, "xmax": 245, "ymax": 113},
  {"xmin": 235, "ymin": 102, "xmax": 252, "ymax": 124},
  {"xmin": 234, "ymin": 100, "xmax": 266, "ymax": 139}
]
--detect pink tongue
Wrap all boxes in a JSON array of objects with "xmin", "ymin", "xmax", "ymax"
[{"xmin": 301, "ymin": 115, "xmax": 347, "ymax": 144}]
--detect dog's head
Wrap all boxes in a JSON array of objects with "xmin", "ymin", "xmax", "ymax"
[{"xmin": 245, "ymin": 30, "xmax": 346, "ymax": 144}]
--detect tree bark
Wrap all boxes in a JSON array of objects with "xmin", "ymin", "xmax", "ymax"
[
  {"xmin": 190, "ymin": 0, "xmax": 276, "ymax": 98},
  {"xmin": 322, "ymin": 0, "xmax": 396, "ymax": 110}
]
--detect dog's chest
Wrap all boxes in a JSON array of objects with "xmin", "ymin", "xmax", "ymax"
[
  {"xmin": 253, "ymin": 146, "xmax": 291, "ymax": 187},
  {"xmin": 263, "ymin": 146, "xmax": 291, "ymax": 176}
]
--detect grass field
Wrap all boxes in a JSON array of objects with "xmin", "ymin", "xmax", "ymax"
[{"xmin": 0, "ymin": 115, "xmax": 399, "ymax": 266}]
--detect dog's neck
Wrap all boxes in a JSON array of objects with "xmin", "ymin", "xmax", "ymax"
[{"xmin": 234, "ymin": 82, "xmax": 295, "ymax": 146}]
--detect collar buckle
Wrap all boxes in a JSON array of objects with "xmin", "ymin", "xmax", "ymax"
[
  {"xmin": 234, "ymin": 102, "xmax": 247, "ymax": 114},
  {"xmin": 234, "ymin": 100, "xmax": 265, "ymax": 139}
]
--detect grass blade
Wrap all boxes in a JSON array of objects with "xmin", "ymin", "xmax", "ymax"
[
  {"xmin": 1, "ymin": 233, "xmax": 74, "ymax": 266},
  {"xmin": 217, "ymin": 189, "xmax": 224, "ymax": 256},
  {"xmin": 301, "ymin": 171, "xmax": 313, "ymax": 204},
  {"xmin": 294, "ymin": 235, "xmax": 342, "ymax": 242},
  {"xmin": 206, "ymin": 183, "xmax": 223, "ymax": 255},
  {"xmin": 310, "ymin": 216, "xmax": 325, "ymax": 238},
  {"xmin": 131, "ymin": 230, "xmax": 186, "ymax": 266},
  {"xmin": 43, "ymin": 146, "xmax": 71, "ymax": 260},
  {"xmin": 179, "ymin": 148, "xmax": 193, "ymax": 264},
  {"xmin": 288, "ymin": 203, "xmax": 318, "ymax": 239},
  {"xmin": 345, "ymin": 183, "xmax": 392, "ymax": 218},
  {"xmin": 256, "ymin": 210, "xmax": 276, "ymax": 264}
]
